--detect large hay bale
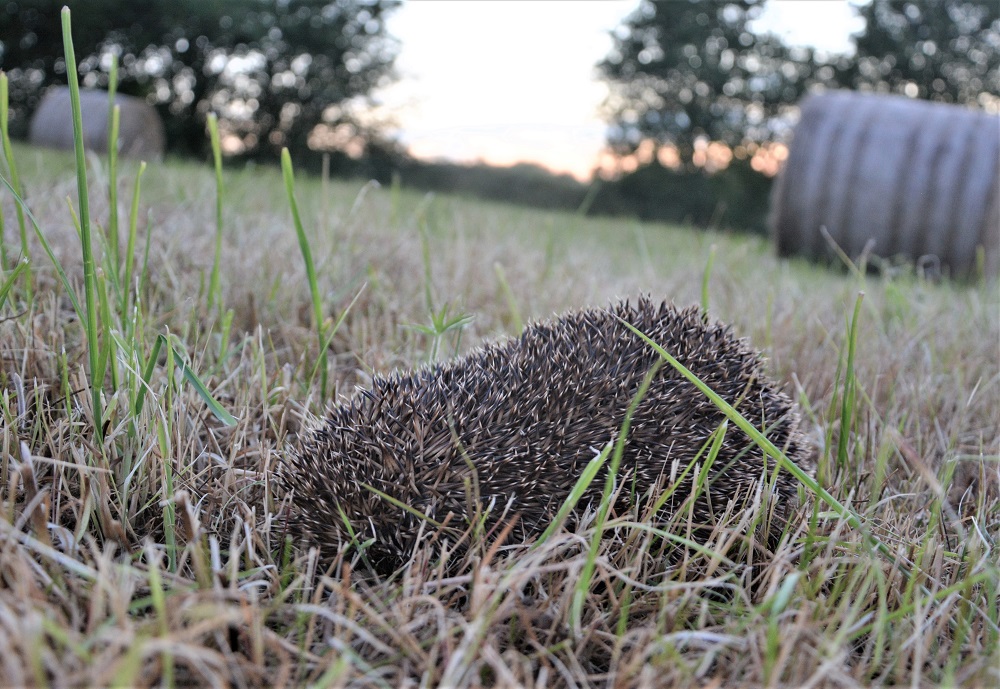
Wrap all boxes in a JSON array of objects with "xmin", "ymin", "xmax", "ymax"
[
  {"xmin": 29, "ymin": 86, "xmax": 165, "ymax": 159},
  {"xmin": 771, "ymin": 91, "xmax": 999, "ymax": 277}
]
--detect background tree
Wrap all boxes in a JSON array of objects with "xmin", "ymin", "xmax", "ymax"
[
  {"xmin": 595, "ymin": 0, "xmax": 1000, "ymax": 235},
  {"xmin": 835, "ymin": 0, "xmax": 1000, "ymax": 108},
  {"xmin": 0, "ymin": 0, "xmax": 399, "ymax": 160},
  {"xmin": 599, "ymin": 0, "xmax": 999, "ymax": 168},
  {"xmin": 597, "ymin": 0, "xmax": 822, "ymax": 166}
]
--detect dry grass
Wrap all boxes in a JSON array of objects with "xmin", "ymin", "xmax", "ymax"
[{"xmin": 1, "ymin": 142, "xmax": 998, "ymax": 688}]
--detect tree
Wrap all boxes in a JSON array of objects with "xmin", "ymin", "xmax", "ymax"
[
  {"xmin": 0, "ymin": 0, "xmax": 399, "ymax": 159},
  {"xmin": 598, "ymin": 0, "xmax": 999, "ymax": 166},
  {"xmin": 597, "ymin": 0, "xmax": 820, "ymax": 166},
  {"xmin": 837, "ymin": 0, "xmax": 1000, "ymax": 108}
]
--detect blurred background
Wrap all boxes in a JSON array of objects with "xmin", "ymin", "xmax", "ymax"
[{"xmin": 1, "ymin": 0, "xmax": 998, "ymax": 235}]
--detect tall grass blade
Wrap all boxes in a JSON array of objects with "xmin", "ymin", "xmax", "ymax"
[
  {"xmin": 133, "ymin": 331, "xmax": 164, "ymax": 419},
  {"xmin": 145, "ymin": 548, "xmax": 176, "ymax": 687},
  {"xmin": 0, "ymin": 174, "xmax": 5, "ymax": 273},
  {"xmin": 701, "ymin": 244, "xmax": 716, "ymax": 312},
  {"xmin": 647, "ymin": 420, "xmax": 727, "ymax": 519},
  {"xmin": 0, "ymin": 256, "xmax": 29, "ymax": 310},
  {"xmin": 61, "ymin": 7, "xmax": 104, "ymax": 442},
  {"xmin": 0, "ymin": 176, "xmax": 82, "ymax": 319},
  {"xmin": 533, "ymin": 443, "xmax": 612, "ymax": 549},
  {"xmin": 122, "ymin": 331, "xmax": 236, "ymax": 427},
  {"xmin": 358, "ymin": 482, "xmax": 446, "ymax": 530},
  {"xmin": 307, "ymin": 285, "xmax": 364, "ymax": 385},
  {"xmin": 619, "ymin": 314, "xmax": 910, "ymax": 577},
  {"xmin": 418, "ymin": 203, "xmax": 435, "ymax": 313},
  {"xmin": 124, "ymin": 161, "xmax": 147, "ymax": 311},
  {"xmin": 106, "ymin": 54, "xmax": 120, "ymax": 267},
  {"xmin": 0, "ymin": 72, "xmax": 31, "ymax": 301},
  {"xmin": 166, "ymin": 334, "xmax": 238, "ymax": 426},
  {"xmin": 576, "ymin": 179, "xmax": 601, "ymax": 216},
  {"xmin": 493, "ymin": 261, "xmax": 524, "ymax": 335},
  {"xmin": 207, "ymin": 113, "xmax": 224, "ymax": 312},
  {"xmin": 571, "ymin": 361, "xmax": 661, "ymax": 635},
  {"xmin": 280, "ymin": 147, "xmax": 328, "ymax": 401},
  {"xmin": 836, "ymin": 292, "xmax": 864, "ymax": 468},
  {"xmin": 321, "ymin": 151, "xmax": 331, "ymax": 232},
  {"xmin": 95, "ymin": 268, "xmax": 116, "ymax": 393}
]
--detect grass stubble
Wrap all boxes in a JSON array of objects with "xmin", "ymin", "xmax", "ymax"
[{"xmin": 0, "ymin": 12, "xmax": 998, "ymax": 688}]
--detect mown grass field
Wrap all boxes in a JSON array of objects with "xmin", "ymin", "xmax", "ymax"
[{"xmin": 1, "ymin": 114, "xmax": 998, "ymax": 688}]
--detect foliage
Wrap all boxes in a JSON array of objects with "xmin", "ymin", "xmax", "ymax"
[
  {"xmin": 385, "ymin": 157, "xmax": 774, "ymax": 234},
  {"xmin": 599, "ymin": 0, "xmax": 999, "ymax": 164},
  {"xmin": 591, "ymin": 161, "xmax": 716, "ymax": 225},
  {"xmin": 397, "ymin": 159, "xmax": 591, "ymax": 212},
  {"xmin": 0, "ymin": 0, "xmax": 399, "ymax": 159},
  {"xmin": 596, "ymin": 0, "xmax": 1000, "ymax": 238},
  {"xmin": 597, "ymin": 0, "xmax": 822, "ymax": 164},
  {"xmin": 838, "ymin": 0, "xmax": 1000, "ymax": 106},
  {"xmin": 587, "ymin": 157, "xmax": 773, "ymax": 233}
]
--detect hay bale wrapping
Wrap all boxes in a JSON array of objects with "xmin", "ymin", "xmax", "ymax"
[
  {"xmin": 771, "ymin": 91, "xmax": 999, "ymax": 277},
  {"xmin": 28, "ymin": 86, "xmax": 165, "ymax": 159}
]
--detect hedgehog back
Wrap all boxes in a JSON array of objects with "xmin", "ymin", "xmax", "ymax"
[{"xmin": 283, "ymin": 298, "xmax": 809, "ymax": 573}]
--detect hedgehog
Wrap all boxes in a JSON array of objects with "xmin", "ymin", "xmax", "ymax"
[{"xmin": 280, "ymin": 297, "xmax": 812, "ymax": 574}]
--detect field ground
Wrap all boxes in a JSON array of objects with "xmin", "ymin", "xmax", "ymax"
[{"xmin": 1, "ymin": 143, "xmax": 998, "ymax": 687}]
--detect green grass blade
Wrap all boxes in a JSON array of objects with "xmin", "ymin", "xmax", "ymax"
[
  {"xmin": 0, "ymin": 176, "xmax": 6, "ymax": 273},
  {"xmin": 0, "ymin": 256, "xmax": 29, "ymax": 310},
  {"xmin": 609, "ymin": 520, "xmax": 738, "ymax": 564},
  {"xmin": 357, "ymin": 482, "xmax": 446, "ymax": 530},
  {"xmin": 0, "ymin": 175, "xmax": 82, "ymax": 318},
  {"xmin": 619, "ymin": 312, "xmax": 908, "ymax": 576},
  {"xmin": 164, "ymin": 334, "xmax": 238, "ymax": 426},
  {"xmin": 62, "ymin": 7, "xmax": 103, "ymax": 442},
  {"xmin": 576, "ymin": 179, "xmax": 601, "ymax": 216},
  {"xmin": 0, "ymin": 72, "xmax": 31, "ymax": 302},
  {"xmin": 493, "ymin": 262, "xmax": 524, "ymax": 335},
  {"xmin": 207, "ymin": 113, "xmax": 224, "ymax": 312},
  {"xmin": 533, "ymin": 442, "xmax": 612, "ymax": 549},
  {"xmin": 124, "ymin": 161, "xmax": 146, "ymax": 311},
  {"xmin": 133, "ymin": 332, "xmax": 164, "ymax": 419},
  {"xmin": 107, "ymin": 54, "xmax": 120, "ymax": 267},
  {"xmin": 307, "ymin": 285, "xmax": 364, "ymax": 385},
  {"xmin": 571, "ymin": 360, "xmax": 661, "ymax": 635},
  {"xmin": 146, "ymin": 548, "xmax": 176, "ymax": 686},
  {"xmin": 418, "ymin": 205, "xmax": 435, "ymax": 314},
  {"xmin": 95, "ymin": 268, "xmax": 116, "ymax": 395},
  {"xmin": 701, "ymin": 243, "xmax": 716, "ymax": 312},
  {"xmin": 125, "ymin": 332, "xmax": 237, "ymax": 427},
  {"xmin": 280, "ymin": 147, "xmax": 328, "ymax": 401},
  {"xmin": 648, "ymin": 419, "xmax": 727, "ymax": 519},
  {"xmin": 836, "ymin": 292, "xmax": 864, "ymax": 468}
]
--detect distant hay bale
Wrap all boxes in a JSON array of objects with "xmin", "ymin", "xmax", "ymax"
[
  {"xmin": 771, "ymin": 91, "xmax": 999, "ymax": 278},
  {"xmin": 29, "ymin": 86, "xmax": 165, "ymax": 159}
]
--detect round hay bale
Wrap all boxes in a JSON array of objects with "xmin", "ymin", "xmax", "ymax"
[
  {"xmin": 771, "ymin": 91, "xmax": 999, "ymax": 278},
  {"xmin": 28, "ymin": 86, "xmax": 165, "ymax": 160}
]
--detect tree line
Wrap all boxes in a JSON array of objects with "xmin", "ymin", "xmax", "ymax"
[
  {"xmin": 1, "ymin": 0, "xmax": 997, "ymax": 233},
  {"xmin": 593, "ymin": 0, "xmax": 998, "ymax": 230},
  {"xmin": 1, "ymin": 0, "xmax": 398, "ymax": 158}
]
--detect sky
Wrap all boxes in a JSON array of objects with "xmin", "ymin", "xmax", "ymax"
[{"xmin": 376, "ymin": 0, "xmax": 866, "ymax": 180}]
